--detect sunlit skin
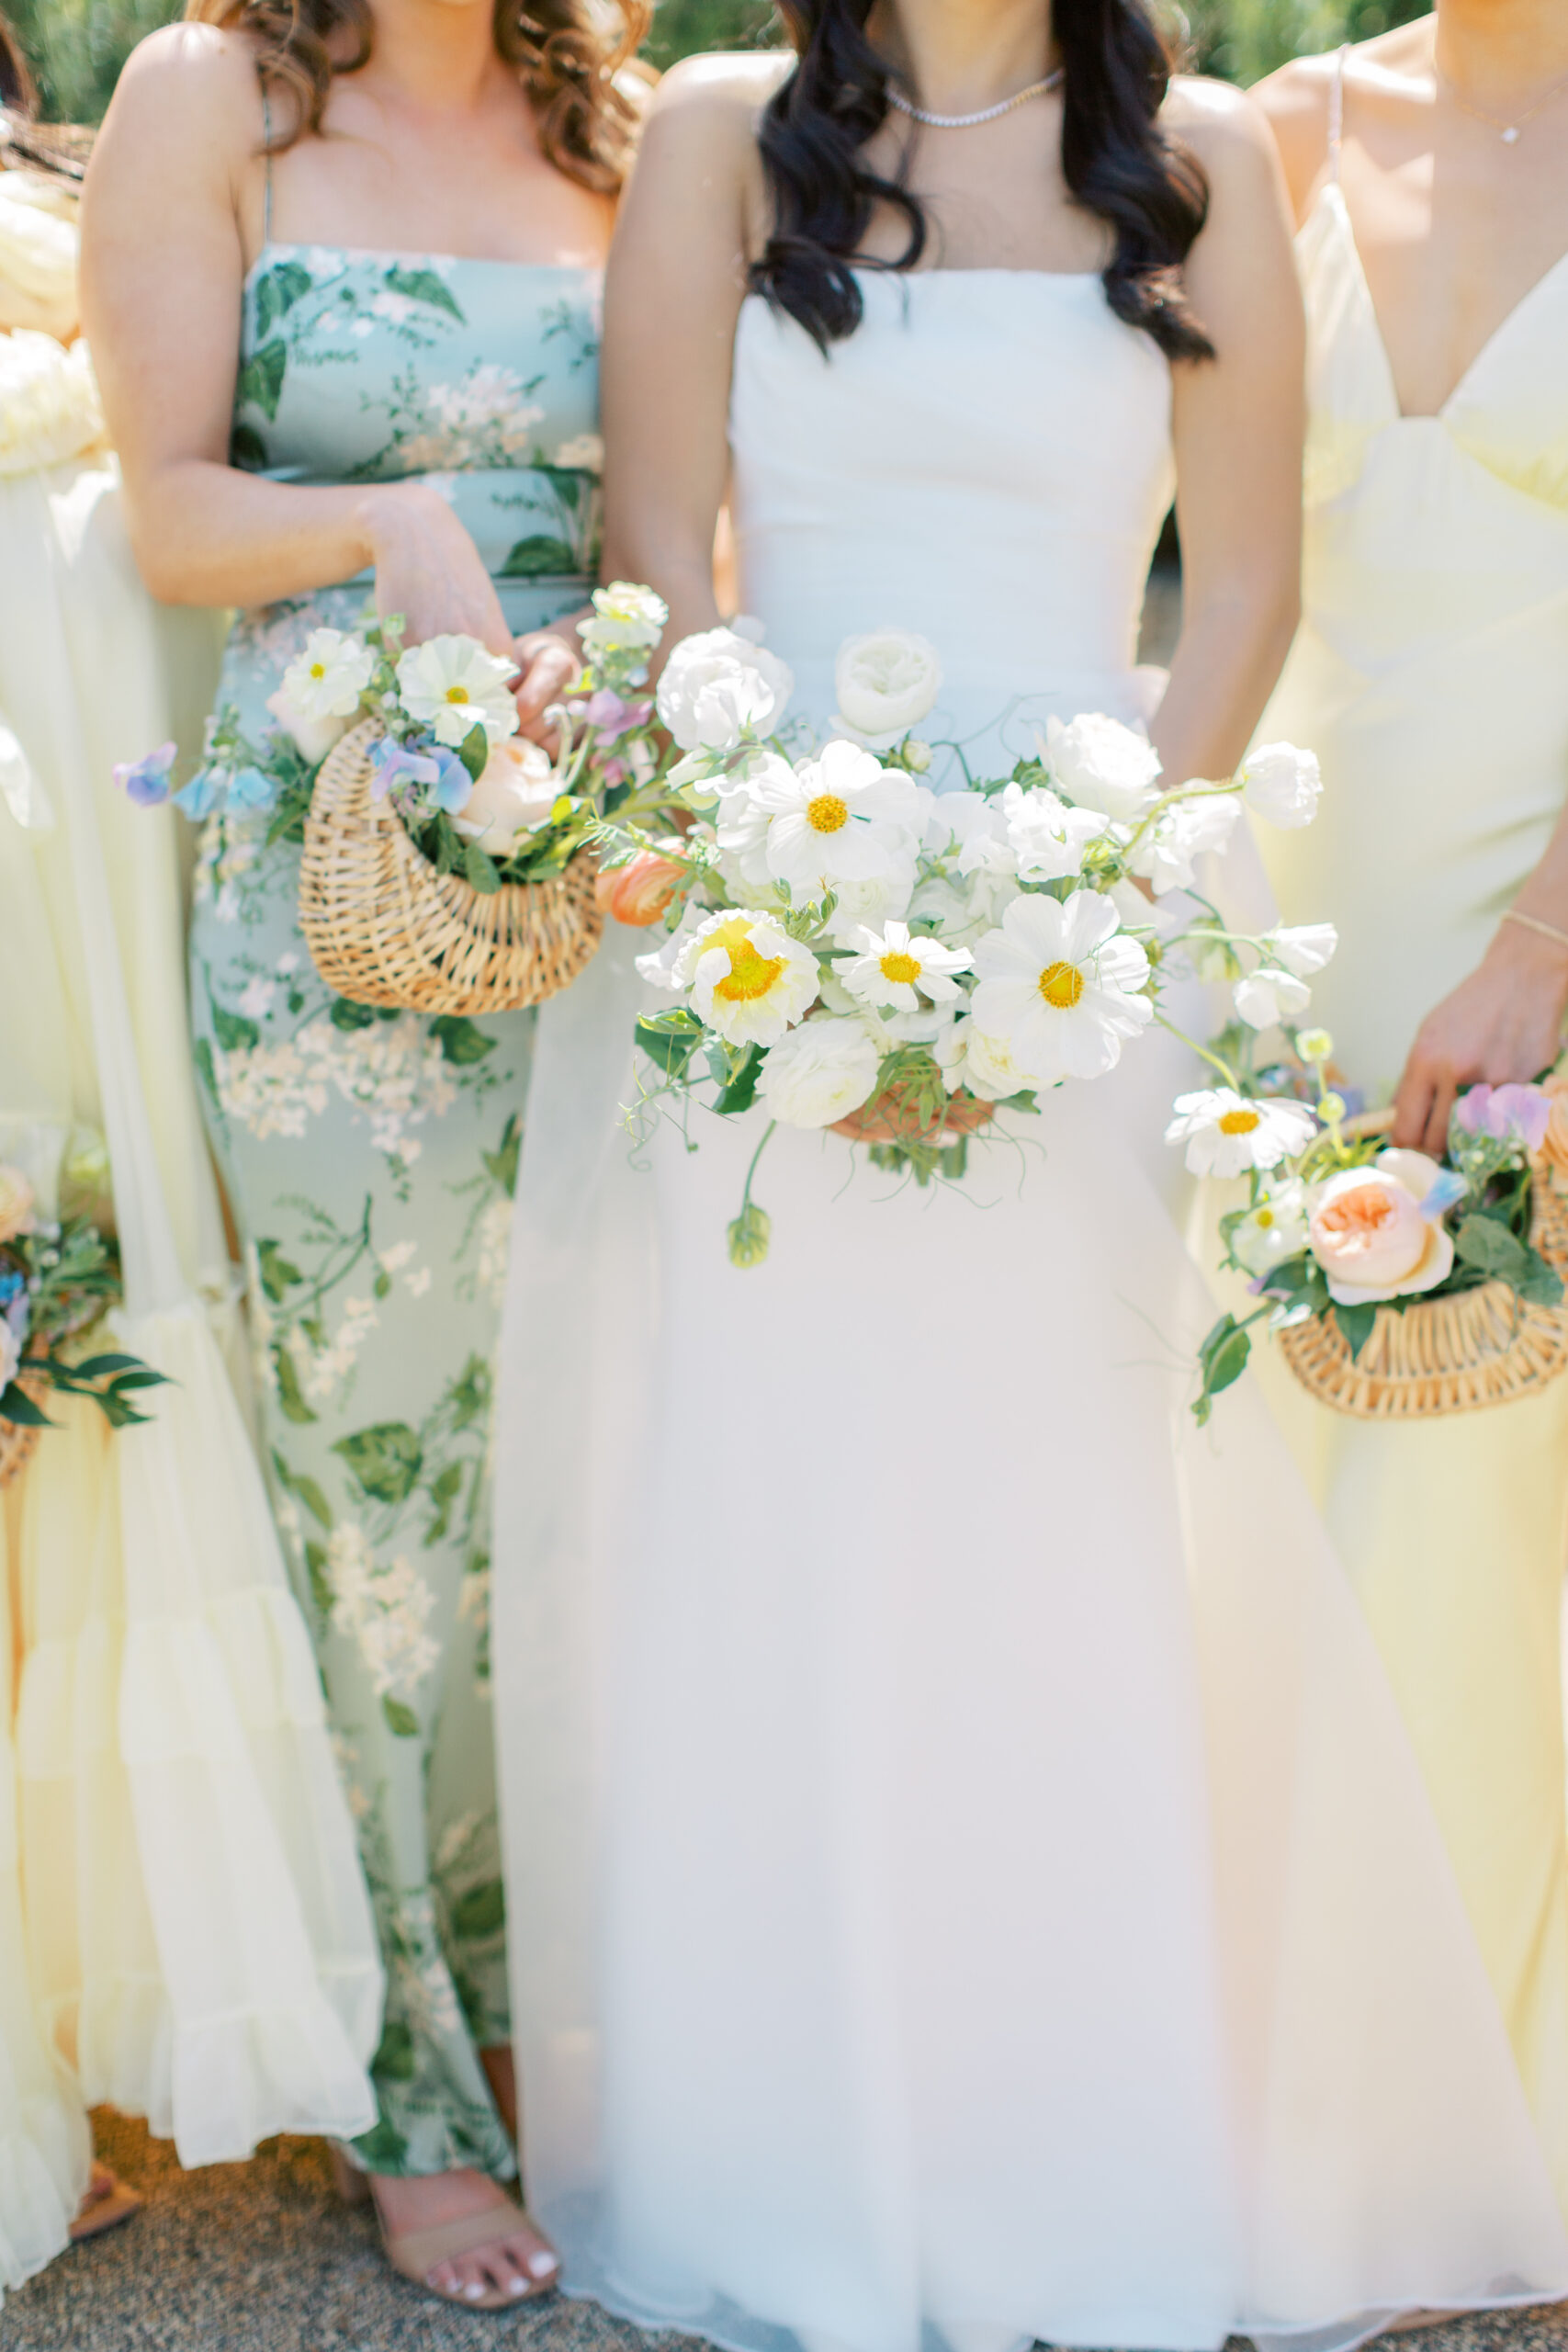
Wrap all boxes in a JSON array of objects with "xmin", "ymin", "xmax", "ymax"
[
  {"xmin": 79, "ymin": 0, "xmax": 609, "ymax": 738},
  {"xmin": 1258, "ymin": 0, "xmax": 1568, "ymax": 1153},
  {"xmin": 74, "ymin": 0, "xmax": 621, "ymax": 2301}
]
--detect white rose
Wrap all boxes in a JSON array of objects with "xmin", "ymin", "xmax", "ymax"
[
  {"xmin": 757, "ymin": 1017, "xmax": 882, "ymax": 1128},
  {"xmin": 1242, "ymin": 741, "xmax": 1322, "ymax": 830},
  {"xmin": 656, "ymin": 628, "xmax": 794, "ymax": 754},
  {"xmin": 831, "ymin": 630, "xmax": 942, "ymax": 741},
  {"xmin": 1129, "ymin": 794, "xmax": 1240, "ymax": 897},
  {"xmin": 1000, "ymin": 781, "xmax": 1104, "ymax": 884},
  {"xmin": 1233, "ymin": 964, "xmax": 1313, "ymax": 1030},
  {"xmin": 1043, "ymin": 712, "xmax": 1162, "ymax": 820},
  {"xmin": 266, "ymin": 685, "xmax": 349, "ymax": 765},
  {"xmin": 940, "ymin": 1019, "xmax": 1042, "ymax": 1102},
  {"xmin": 453, "ymin": 738, "xmax": 560, "ymax": 853}
]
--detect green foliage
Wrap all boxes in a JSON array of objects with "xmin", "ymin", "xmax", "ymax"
[{"xmin": 1178, "ymin": 0, "xmax": 1429, "ymax": 85}]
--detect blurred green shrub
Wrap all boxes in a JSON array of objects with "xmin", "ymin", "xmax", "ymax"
[{"xmin": 7, "ymin": 0, "xmax": 1431, "ymax": 126}]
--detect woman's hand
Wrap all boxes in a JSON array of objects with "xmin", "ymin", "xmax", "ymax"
[
  {"xmin": 1393, "ymin": 922, "xmax": 1568, "ymax": 1153},
  {"xmin": 359, "ymin": 481, "xmax": 515, "ymax": 658},
  {"xmin": 511, "ymin": 627, "xmax": 582, "ymax": 745}
]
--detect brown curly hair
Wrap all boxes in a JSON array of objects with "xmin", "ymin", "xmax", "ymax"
[{"xmin": 184, "ymin": 0, "xmax": 652, "ymax": 194}]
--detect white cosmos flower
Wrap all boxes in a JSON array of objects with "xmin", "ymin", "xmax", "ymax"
[
  {"xmin": 832, "ymin": 629, "xmax": 942, "ymax": 741},
  {"xmin": 1129, "ymin": 793, "xmax": 1241, "ymax": 897},
  {"xmin": 675, "ymin": 909, "xmax": 820, "ymax": 1046},
  {"xmin": 580, "ymin": 579, "xmax": 667, "ymax": 657},
  {"xmin": 271, "ymin": 628, "xmax": 376, "ymax": 756},
  {"xmin": 1266, "ymin": 922, "xmax": 1338, "ymax": 978},
  {"xmin": 999, "ymin": 781, "xmax": 1105, "ymax": 883},
  {"xmin": 1043, "ymin": 712, "xmax": 1162, "ymax": 820},
  {"xmin": 656, "ymin": 627, "xmax": 794, "ymax": 753},
  {"xmin": 1233, "ymin": 963, "xmax": 1314, "ymax": 1030},
  {"xmin": 757, "ymin": 1016, "xmax": 881, "ymax": 1127},
  {"xmin": 840, "ymin": 920, "xmax": 973, "ymax": 1012},
  {"xmin": 970, "ymin": 888, "xmax": 1152, "ymax": 1083},
  {"xmin": 1165, "ymin": 1087, "xmax": 1317, "ymax": 1178},
  {"xmin": 396, "ymin": 636, "xmax": 520, "ymax": 748},
  {"xmin": 728, "ymin": 740, "xmax": 928, "ymax": 900},
  {"xmin": 1230, "ymin": 1179, "xmax": 1312, "ymax": 1276},
  {"xmin": 1241, "ymin": 741, "xmax": 1322, "ymax": 830}
]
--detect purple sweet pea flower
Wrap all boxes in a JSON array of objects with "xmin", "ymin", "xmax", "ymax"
[
  {"xmin": 367, "ymin": 739, "xmax": 441, "ymax": 803},
  {"xmin": 583, "ymin": 689, "xmax": 652, "ymax": 747},
  {"xmin": 114, "ymin": 742, "xmax": 176, "ymax": 807},
  {"xmin": 1455, "ymin": 1081, "xmax": 1553, "ymax": 1153}
]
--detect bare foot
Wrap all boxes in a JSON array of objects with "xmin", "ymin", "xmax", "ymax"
[
  {"xmin": 370, "ymin": 2168, "xmax": 558, "ymax": 2306},
  {"xmin": 479, "ymin": 2044, "xmax": 518, "ymax": 2141}
]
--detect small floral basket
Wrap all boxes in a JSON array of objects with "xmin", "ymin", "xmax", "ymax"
[
  {"xmin": 0, "ymin": 1364, "xmax": 44, "ymax": 1488},
  {"xmin": 298, "ymin": 717, "xmax": 602, "ymax": 1014}
]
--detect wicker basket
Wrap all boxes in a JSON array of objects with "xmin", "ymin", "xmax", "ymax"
[
  {"xmin": 1277, "ymin": 1114, "xmax": 1568, "ymax": 1419},
  {"xmin": 299, "ymin": 718, "xmax": 603, "ymax": 1014},
  {"xmin": 0, "ymin": 1365, "xmax": 47, "ymax": 1491}
]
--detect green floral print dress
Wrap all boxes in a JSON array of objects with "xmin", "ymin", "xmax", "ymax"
[{"xmin": 188, "ymin": 240, "xmax": 601, "ymax": 2182}]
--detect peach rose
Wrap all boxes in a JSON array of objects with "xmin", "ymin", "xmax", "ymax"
[
  {"xmin": 1308, "ymin": 1148, "xmax": 1455, "ymax": 1307},
  {"xmin": 453, "ymin": 736, "xmax": 559, "ymax": 854},
  {"xmin": 0, "ymin": 1163, "xmax": 35, "ymax": 1245},
  {"xmin": 595, "ymin": 851, "xmax": 685, "ymax": 928}
]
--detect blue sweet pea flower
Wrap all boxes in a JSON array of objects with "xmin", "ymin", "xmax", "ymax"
[
  {"xmin": 113, "ymin": 741, "xmax": 176, "ymax": 807},
  {"xmin": 173, "ymin": 767, "xmax": 224, "ymax": 819},
  {"xmin": 228, "ymin": 763, "xmax": 277, "ymax": 810},
  {"xmin": 432, "ymin": 745, "xmax": 474, "ymax": 815},
  {"xmin": 1419, "ymin": 1169, "xmax": 1470, "ymax": 1222},
  {"xmin": 367, "ymin": 738, "xmax": 440, "ymax": 803}
]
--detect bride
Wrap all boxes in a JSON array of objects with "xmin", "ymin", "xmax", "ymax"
[{"xmin": 492, "ymin": 4, "xmax": 1568, "ymax": 2346}]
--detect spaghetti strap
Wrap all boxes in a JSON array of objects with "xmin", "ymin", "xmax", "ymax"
[
  {"xmin": 260, "ymin": 82, "xmax": 274, "ymax": 243},
  {"xmin": 1327, "ymin": 42, "xmax": 1348, "ymax": 184}
]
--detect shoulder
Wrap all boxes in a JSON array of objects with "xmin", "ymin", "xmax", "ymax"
[
  {"xmin": 628, "ymin": 47, "xmax": 789, "ymax": 223},
  {"xmin": 641, "ymin": 48, "xmax": 792, "ymax": 140},
  {"xmin": 1250, "ymin": 52, "xmax": 1336, "ymax": 220},
  {"xmin": 1162, "ymin": 73, "xmax": 1292, "ymax": 218},
  {"xmin": 96, "ymin": 18, "xmax": 263, "ymax": 156}
]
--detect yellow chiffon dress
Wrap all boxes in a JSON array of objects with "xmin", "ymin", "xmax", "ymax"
[{"xmin": 1257, "ymin": 65, "xmax": 1568, "ymax": 2207}]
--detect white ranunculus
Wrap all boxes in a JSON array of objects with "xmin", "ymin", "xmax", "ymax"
[
  {"xmin": 675, "ymin": 909, "xmax": 821, "ymax": 1046},
  {"xmin": 1241, "ymin": 742, "xmax": 1322, "ymax": 830},
  {"xmin": 397, "ymin": 636, "xmax": 520, "ymax": 748},
  {"xmin": 726, "ymin": 740, "xmax": 928, "ymax": 901},
  {"xmin": 453, "ymin": 737, "xmax": 560, "ymax": 852},
  {"xmin": 1266, "ymin": 922, "xmax": 1338, "ymax": 978},
  {"xmin": 926, "ymin": 790, "xmax": 1016, "ymax": 878},
  {"xmin": 1233, "ymin": 964, "xmax": 1313, "ymax": 1030},
  {"xmin": 1130, "ymin": 793, "xmax": 1240, "ymax": 897},
  {"xmin": 1230, "ymin": 1180, "xmax": 1311, "ymax": 1276},
  {"xmin": 277, "ymin": 628, "xmax": 377, "ymax": 726},
  {"xmin": 820, "ymin": 864, "xmax": 918, "ymax": 944},
  {"xmin": 1043, "ymin": 713, "xmax": 1163, "ymax": 820},
  {"xmin": 971, "ymin": 888, "xmax": 1152, "ymax": 1083},
  {"xmin": 940, "ymin": 1017, "xmax": 1043, "ymax": 1102},
  {"xmin": 757, "ymin": 1016, "xmax": 881, "ymax": 1128},
  {"xmin": 265, "ymin": 687, "xmax": 347, "ymax": 765},
  {"xmin": 656, "ymin": 627, "xmax": 794, "ymax": 754},
  {"xmin": 832, "ymin": 629, "xmax": 942, "ymax": 741},
  {"xmin": 1164, "ymin": 1088, "xmax": 1316, "ymax": 1179},
  {"xmin": 999, "ymin": 781, "xmax": 1105, "ymax": 884},
  {"xmin": 580, "ymin": 579, "xmax": 668, "ymax": 657},
  {"xmin": 840, "ymin": 919, "xmax": 972, "ymax": 1013}
]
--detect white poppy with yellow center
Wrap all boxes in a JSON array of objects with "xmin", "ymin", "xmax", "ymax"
[
  {"xmin": 840, "ymin": 919, "xmax": 972, "ymax": 1013},
  {"xmin": 1164, "ymin": 1088, "xmax": 1317, "ymax": 1179},
  {"xmin": 674, "ymin": 909, "xmax": 822, "ymax": 1047},
  {"xmin": 397, "ymin": 634, "xmax": 520, "ymax": 749},
  {"xmin": 726, "ymin": 739, "xmax": 930, "ymax": 902},
  {"xmin": 970, "ymin": 888, "xmax": 1153, "ymax": 1082}
]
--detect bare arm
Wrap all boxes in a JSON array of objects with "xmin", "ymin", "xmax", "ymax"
[
  {"xmin": 79, "ymin": 23, "xmax": 514, "ymax": 652},
  {"xmin": 1154, "ymin": 80, "xmax": 1305, "ymax": 792}
]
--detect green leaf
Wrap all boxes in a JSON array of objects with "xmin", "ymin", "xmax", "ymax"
[
  {"xmin": 429, "ymin": 1014, "xmax": 497, "ymax": 1067},
  {"xmin": 635, "ymin": 1012, "xmax": 703, "ymax": 1079},
  {"xmin": 713, "ymin": 1044, "xmax": 764, "ymax": 1117},
  {"xmin": 449, "ymin": 1878, "xmax": 506, "ymax": 1940},
  {"xmin": 229, "ymin": 421, "xmax": 268, "ymax": 473},
  {"xmin": 1334, "ymin": 1301, "xmax": 1380, "ymax": 1362},
  {"xmin": 381, "ymin": 1694, "xmax": 421, "ymax": 1738},
  {"xmin": 447, "ymin": 1355, "xmax": 491, "ymax": 1431},
  {"xmin": 1517, "ymin": 1243, "xmax": 1565, "ymax": 1309},
  {"xmin": 0, "ymin": 1381, "xmax": 52, "ymax": 1429},
  {"xmin": 462, "ymin": 841, "xmax": 501, "ymax": 895},
  {"xmin": 69, "ymin": 1351, "xmax": 144, "ymax": 1378},
  {"xmin": 457, "ymin": 722, "xmax": 490, "ymax": 783},
  {"xmin": 304, "ymin": 1538, "xmax": 333, "ymax": 1619},
  {"xmin": 728, "ymin": 1200, "xmax": 772, "ymax": 1268},
  {"xmin": 256, "ymin": 1238, "xmax": 303, "ymax": 1302},
  {"xmin": 235, "ymin": 337, "xmax": 288, "ymax": 422},
  {"xmin": 384, "ymin": 265, "xmax": 465, "ymax": 321},
  {"xmin": 210, "ymin": 1003, "xmax": 260, "ymax": 1053},
  {"xmin": 193, "ymin": 1037, "xmax": 220, "ymax": 1110},
  {"xmin": 424, "ymin": 1460, "xmax": 464, "ymax": 1545},
  {"xmin": 1455, "ymin": 1213, "xmax": 1531, "ymax": 1286},
  {"xmin": 329, "ymin": 994, "xmax": 378, "ymax": 1032},
  {"xmin": 273, "ymin": 1345, "xmax": 317, "ymax": 1425},
  {"xmin": 499, "ymin": 534, "xmax": 579, "ymax": 579},
  {"xmin": 370, "ymin": 2019, "xmax": 418, "ymax": 2083},
  {"xmin": 293, "ymin": 1474, "xmax": 333, "ymax": 1531},
  {"xmin": 352, "ymin": 2118, "xmax": 410, "ymax": 2171},
  {"xmin": 482, "ymin": 1112, "xmax": 522, "ymax": 1198},
  {"xmin": 1196, "ymin": 1313, "xmax": 1251, "ymax": 1403},
  {"xmin": 333, "ymin": 1420, "xmax": 424, "ymax": 1504},
  {"xmin": 254, "ymin": 257, "xmax": 313, "ymax": 339}
]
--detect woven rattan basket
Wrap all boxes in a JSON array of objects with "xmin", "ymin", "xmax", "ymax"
[
  {"xmin": 299, "ymin": 718, "xmax": 603, "ymax": 1014},
  {"xmin": 0, "ymin": 1364, "xmax": 46, "ymax": 1490},
  {"xmin": 1277, "ymin": 1113, "xmax": 1568, "ymax": 1419}
]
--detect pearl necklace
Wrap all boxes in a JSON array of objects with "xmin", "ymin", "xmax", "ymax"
[{"xmin": 885, "ymin": 67, "xmax": 1063, "ymax": 130}]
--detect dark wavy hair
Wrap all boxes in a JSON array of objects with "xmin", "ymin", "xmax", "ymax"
[
  {"xmin": 751, "ymin": 0, "xmax": 1213, "ymax": 361},
  {"xmin": 0, "ymin": 5, "xmax": 36, "ymax": 116},
  {"xmin": 185, "ymin": 0, "xmax": 651, "ymax": 195}
]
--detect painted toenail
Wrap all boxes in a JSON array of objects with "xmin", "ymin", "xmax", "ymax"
[
  {"xmin": 464, "ymin": 2283, "xmax": 485, "ymax": 2301},
  {"xmin": 528, "ymin": 2251, "xmax": 558, "ymax": 2278},
  {"xmin": 509, "ymin": 2278, "xmax": 528, "ymax": 2295}
]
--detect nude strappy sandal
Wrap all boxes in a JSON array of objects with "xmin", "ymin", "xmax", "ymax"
[
  {"xmin": 69, "ymin": 2164, "xmax": 142, "ymax": 2244},
  {"xmin": 330, "ymin": 2145, "xmax": 558, "ymax": 2314}
]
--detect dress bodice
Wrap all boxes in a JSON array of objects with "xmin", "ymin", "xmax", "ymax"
[
  {"xmin": 729, "ymin": 269, "xmax": 1175, "ymax": 757},
  {"xmin": 232, "ymin": 244, "xmax": 604, "ymax": 601}
]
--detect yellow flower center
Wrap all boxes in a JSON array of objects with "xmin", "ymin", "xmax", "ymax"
[
  {"xmin": 712, "ymin": 924, "xmax": 787, "ymax": 1004},
  {"xmin": 308, "ymin": 662, "xmax": 327, "ymax": 680},
  {"xmin": 1038, "ymin": 959, "xmax": 1084, "ymax": 1010},
  {"xmin": 1257, "ymin": 1206, "xmax": 1275, "ymax": 1227},
  {"xmin": 807, "ymin": 793, "xmax": 849, "ymax": 834},
  {"xmin": 446, "ymin": 684, "xmax": 472, "ymax": 704},
  {"xmin": 880, "ymin": 951, "xmax": 922, "ymax": 985},
  {"xmin": 1218, "ymin": 1107, "xmax": 1261, "ymax": 1136}
]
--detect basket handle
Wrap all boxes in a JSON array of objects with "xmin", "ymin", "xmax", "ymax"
[{"xmin": 1339, "ymin": 1106, "xmax": 1396, "ymax": 1143}]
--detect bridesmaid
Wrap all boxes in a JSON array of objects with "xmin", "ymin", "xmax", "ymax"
[
  {"xmin": 1255, "ymin": 0, "xmax": 1568, "ymax": 2207},
  {"xmin": 81, "ymin": 0, "xmax": 645, "ymax": 2310}
]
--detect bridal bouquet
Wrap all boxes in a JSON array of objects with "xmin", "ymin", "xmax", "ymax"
[
  {"xmin": 0, "ymin": 1161, "xmax": 166, "ymax": 1464},
  {"xmin": 1174, "ymin": 1030, "xmax": 1568, "ymax": 1421},
  {"xmin": 589, "ymin": 598, "xmax": 1333, "ymax": 1267}
]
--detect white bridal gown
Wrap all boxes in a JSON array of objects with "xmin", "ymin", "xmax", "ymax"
[{"xmin": 494, "ymin": 268, "xmax": 1568, "ymax": 2352}]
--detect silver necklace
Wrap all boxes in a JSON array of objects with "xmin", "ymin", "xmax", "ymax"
[
  {"xmin": 1437, "ymin": 59, "xmax": 1568, "ymax": 143},
  {"xmin": 885, "ymin": 67, "xmax": 1062, "ymax": 130}
]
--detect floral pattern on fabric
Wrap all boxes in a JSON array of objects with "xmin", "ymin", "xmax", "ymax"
[{"xmin": 189, "ymin": 251, "xmax": 600, "ymax": 2177}]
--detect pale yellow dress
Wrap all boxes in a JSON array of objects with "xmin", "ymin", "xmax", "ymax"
[{"xmin": 1257, "ymin": 62, "xmax": 1568, "ymax": 2208}]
